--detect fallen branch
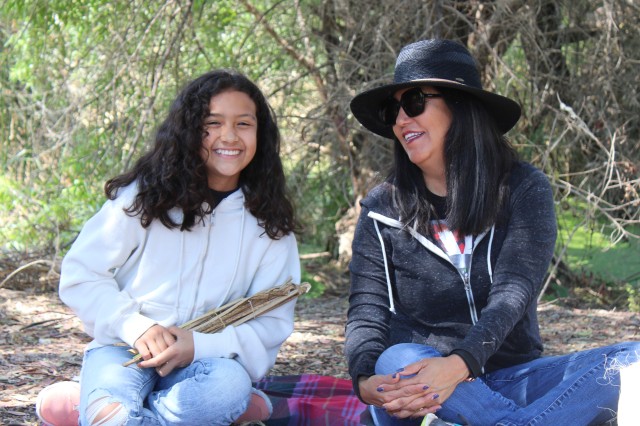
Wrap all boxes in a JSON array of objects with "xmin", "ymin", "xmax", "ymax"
[{"xmin": 0, "ymin": 259, "xmax": 59, "ymax": 289}]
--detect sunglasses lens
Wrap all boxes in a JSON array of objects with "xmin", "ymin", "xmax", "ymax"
[
  {"xmin": 379, "ymin": 99, "xmax": 400, "ymax": 125},
  {"xmin": 379, "ymin": 89, "xmax": 429, "ymax": 125},
  {"xmin": 378, "ymin": 87, "xmax": 442, "ymax": 126},
  {"xmin": 402, "ymin": 89, "xmax": 426, "ymax": 117}
]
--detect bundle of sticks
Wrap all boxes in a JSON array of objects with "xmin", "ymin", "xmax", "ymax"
[{"xmin": 123, "ymin": 279, "xmax": 310, "ymax": 366}]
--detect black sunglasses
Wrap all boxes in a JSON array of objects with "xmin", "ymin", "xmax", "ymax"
[{"xmin": 378, "ymin": 88, "xmax": 443, "ymax": 125}]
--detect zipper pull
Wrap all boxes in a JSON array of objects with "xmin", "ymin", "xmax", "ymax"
[{"xmin": 462, "ymin": 270, "xmax": 471, "ymax": 289}]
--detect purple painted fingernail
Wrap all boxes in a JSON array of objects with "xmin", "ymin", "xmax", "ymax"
[
  {"xmin": 423, "ymin": 385, "xmax": 429, "ymax": 390},
  {"xmin": 432, "ymin": 393, "xmax": 440, "ymax": 400},
  {"xmin": 396, "ymin": 367, "xmax": 405, "ymax": 372},
  {"xmin": 392, "ymin": 373, "xmax": 397, "ymax": 379},
  {"xmin": 377, "ymin": 386, "xmax": 384, "ymax": 392}
]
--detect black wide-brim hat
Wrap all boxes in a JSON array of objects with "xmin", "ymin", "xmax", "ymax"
[{"xmin": 350, "ymin": 39, "xmax": 521, "ymax": 139}]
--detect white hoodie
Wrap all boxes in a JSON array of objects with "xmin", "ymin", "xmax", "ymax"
[{"xmin": 59, "ymin": 183, "xmax": 301, "ymax": 380}]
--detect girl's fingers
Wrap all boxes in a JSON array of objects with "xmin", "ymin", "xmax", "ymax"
[
  {"xmin": 162, "ymin": 328, "xmax": 177, "ymax": 346},
  {"xmin": 155, "ymin": 359, "xmax": 176, "ymax": 377},
  {"xmin": 133, "ymin": 341, "xmax": 152, "ymax": 361}
]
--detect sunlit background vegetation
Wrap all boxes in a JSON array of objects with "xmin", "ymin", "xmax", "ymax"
[{"xmin": 1, "ymin": 0, "xmax": 638, "ymax": 309}]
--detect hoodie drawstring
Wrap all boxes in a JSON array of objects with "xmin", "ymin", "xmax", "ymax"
[
  {"xmin": 189, "ymin": 216, "xmax": 214, "ymax": 315},
  {"xmin": 217, "ymin": 206, "xmax": 245, "ymax": 306},
  {"xmin": 171, "ymin": 232, "xmax": 185, "ymax": 324},
  {"xmin": 486, "ymin": 225, "xmax": 495, "ymax": 284},
  {"xmin": 373, "ymin": 219, "xmax": 396, "ymax": 314}
]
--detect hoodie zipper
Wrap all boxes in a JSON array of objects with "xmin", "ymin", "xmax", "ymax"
[
  {"xmin": 461, "ymin": 267, "xmax": 479, "ymax": 324},
  {"xmin": 456, "ymin": 231, "xmax": 487, "ymax": 325}
]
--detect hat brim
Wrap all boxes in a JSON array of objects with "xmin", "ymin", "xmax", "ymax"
[{"xmin": 350, "ymin": 78, "xmax": 521, "ymax": 139}]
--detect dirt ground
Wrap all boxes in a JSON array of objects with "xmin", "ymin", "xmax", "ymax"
[{"xmin": 1, "ymin": 287, "xmax": 639, "ymax": 425}]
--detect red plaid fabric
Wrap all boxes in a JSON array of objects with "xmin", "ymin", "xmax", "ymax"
[{"xmin": 255, "ymin": 374, "xmax": 374, "ymax": 425}]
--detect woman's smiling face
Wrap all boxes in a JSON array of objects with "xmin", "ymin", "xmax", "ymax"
[
  {"xmin": 201, "ymin": 90, "xmax": 258, "ymax": 191},
  {"xmin": 391, "ymin": 86, "xmax": 452, "ymax": 180}
]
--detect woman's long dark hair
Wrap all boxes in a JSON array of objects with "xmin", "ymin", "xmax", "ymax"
[
  {"xmin": 105, "ymin": 69, "xmax": 296, "ymax": 239},
  {"xmin": 390, "ymin": 87, "xmax": 518, "ymax": 236}
]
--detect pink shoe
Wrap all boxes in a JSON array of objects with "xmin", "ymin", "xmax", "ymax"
[
  {"xmin": 35, "ymin": 381, "xmax": 80, "ymax": 426},
  {"xmin": 234, "ymin": 388, "xmax": 272, "ymax": 424}
]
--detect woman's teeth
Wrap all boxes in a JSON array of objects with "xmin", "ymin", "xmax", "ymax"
[{"xmin": 404, "ymin": 132, "xmax": 424, "ymax": 142}]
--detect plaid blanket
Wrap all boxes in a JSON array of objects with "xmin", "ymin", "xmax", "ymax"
[{"xmin": 255, "ymin": 374, "xmax": 374, "ymax": 425}]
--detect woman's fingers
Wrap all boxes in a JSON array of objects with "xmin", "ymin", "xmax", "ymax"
[
  {"xmin": 380, "ymin": 384, "xmax": 442, "ymax": 417},
  {"xmin": 388, "ymin": 403, "xmax": 442, "ymax": 419}
]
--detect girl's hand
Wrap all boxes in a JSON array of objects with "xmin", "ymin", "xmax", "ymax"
[
  {"xmin": 133, "ymin": 324, "xmax": 176, "ymax": 362},
  {"xmin": 136, "ymin": 326, "xmax": 195, "ymax": 376}
]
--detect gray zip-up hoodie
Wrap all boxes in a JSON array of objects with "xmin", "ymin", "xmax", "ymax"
[{"xmin": 345, "ymin": 162, "xmax": 557, "ymax": 398}]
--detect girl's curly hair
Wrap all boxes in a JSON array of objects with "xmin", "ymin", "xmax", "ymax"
[{"xmin": 105, "ymin": 69, "xmax": 297, "ymax": 239}]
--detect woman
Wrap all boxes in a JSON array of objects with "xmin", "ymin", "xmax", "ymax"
[
  {"xmin": 345, "ymin": 39, "xmax": 639, "ymax": 426},
  {"xmin": 36, "ymin": 69, "xmax": 300, "ymax": 425}
]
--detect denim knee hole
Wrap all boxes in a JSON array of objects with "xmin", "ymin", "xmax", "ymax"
[{"xmin": 86, "ymin": 394, "xmax": 127, "ymax": 426}]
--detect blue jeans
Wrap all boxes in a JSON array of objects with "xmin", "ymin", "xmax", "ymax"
[
  {"xmin": 369, "ymin": 342, "xmax": 640, "ymax": 426},
  {"xmin": 78, "ymin": 345, "xmax": 255, "ymax": 425}
]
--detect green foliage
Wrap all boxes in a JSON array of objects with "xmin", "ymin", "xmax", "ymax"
[
  {"xmin": 2, "ymin": 0, "xmax": 639, "ymax": 308},
  {"xmin": 557, "ymin": 206, "xmax": 640, "ymax": 283},
  {"xmin": 551, "ymin": 204, "xmax": 640, "ymax": 310},
  {"xmin": 296, "ymin": 242, "xmax": 328, "ymax": 298},
  {"xmin": 0, "ymin": 0, "xmax": 310, "ymax": 255},
  {"xmin": 300, "ymin": 267, "xmax": 327, "ymax": 299},
  {"xmin": 625, "ymin": 283, "xmax": 640, "ymax": 312},
  {"xmin": 286, "ymin": 154, "xmax": 352, "ymax": 250}
]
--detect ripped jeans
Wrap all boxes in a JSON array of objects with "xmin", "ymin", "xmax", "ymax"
[
  {"xmin": 78, "ymin": 345, "xmax": 254, "ymax": 425},
  {"xmin": 369, "ymin": 341, "xmax": 640, "ymax": 426}
]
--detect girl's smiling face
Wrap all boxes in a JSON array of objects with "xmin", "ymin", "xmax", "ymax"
[
  {"xmin": 201, "ymin": 90, "xmax": 258, "ymax": 191},
  {"xmin": 392, "ymin": 86, "xmax": 452, "ymax": 188}
]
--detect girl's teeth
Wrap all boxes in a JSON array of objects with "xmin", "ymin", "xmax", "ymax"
[{"xmin": 216, "ymin": 149, "xmax": 240, "ymax": 155}]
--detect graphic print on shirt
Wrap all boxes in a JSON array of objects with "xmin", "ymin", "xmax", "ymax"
[{"xmin": 430, "ymin": 220, "xmax": 472, "ymax": 275}]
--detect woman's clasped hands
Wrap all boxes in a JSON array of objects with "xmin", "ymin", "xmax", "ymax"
[{"xmin": 359, "ymin": 355, "xmax": 470, "ymax": 419}]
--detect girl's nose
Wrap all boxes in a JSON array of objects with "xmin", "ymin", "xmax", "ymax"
[{"xmin": 221, "ymin": 127, "xmax": 238, "ymax": 143}]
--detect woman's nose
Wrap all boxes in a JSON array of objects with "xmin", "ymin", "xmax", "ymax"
[{"xmin": 395, "ymin": 106, "xmax": 411, "ymax": 125}]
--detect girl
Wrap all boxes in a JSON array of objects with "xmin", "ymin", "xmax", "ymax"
[
  {"xmin": 346, "ymin": 39, "xmax": 640, "ymax": 426},
  {"xmin": 36, "ymin": 69, "xmax": 300, "ymax": 425}
]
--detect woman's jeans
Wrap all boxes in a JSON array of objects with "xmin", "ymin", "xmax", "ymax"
[
  {"xmin": 78, "ymin": 345, "xmax": 255, "ymax": 425},
  {"xmin": 369, "ymin": 341, "xmax": 640, "ymax": 426}
]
